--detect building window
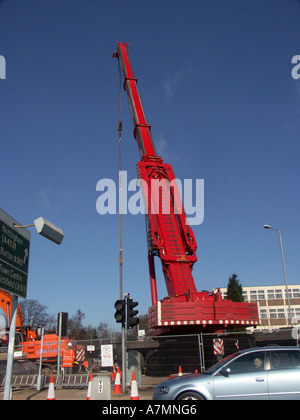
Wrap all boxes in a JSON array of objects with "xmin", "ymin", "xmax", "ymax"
[
  {"xmin": 269, "ymin": 308, "xmax": 286, "ymax": 319},
  {"xmin": 249, "ymin": 290, "xmax": 265, "ymax": 300},
  {"xmin": 291, "ymin": 308, "xmax": 300, "ymax": 319},
  {"xmin": 286, "ymin": 288, "xmax": 300, "ymax": 299},
  {"xmin": 275, "ymin": 289, "xmax": 283, "ymax": 299},
  {"xmin": 260, "ymin": 309, "xmax": 268, "ymax": 319},
  {"xmin": 293, "ymin": 289, "xmax": 300, "ymax": 298},
  {"xmin": 268, "ymin": 290, "xmax": 275, "ymax": 299}
]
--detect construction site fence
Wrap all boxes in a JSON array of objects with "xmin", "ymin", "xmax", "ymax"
[
  {"xmin": 75, "ymin": 331, "xmax": 257, "ymax": 377},
  {"xmin": 1, "ymin": 329, "xmax": 297, "ymax": 380}
]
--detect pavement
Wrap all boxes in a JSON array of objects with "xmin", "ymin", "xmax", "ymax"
[
  {"xmin": 1, "ymin": 375, "xmax": 166, "ymax": 400},
  {"xmin": 7, "ymin": 386, "xmax": 155, "ymax": 400}
]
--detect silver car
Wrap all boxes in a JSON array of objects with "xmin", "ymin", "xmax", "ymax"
[{"xmin": 153, "ymin": 347, "xmax": 300, "ymax": 400}]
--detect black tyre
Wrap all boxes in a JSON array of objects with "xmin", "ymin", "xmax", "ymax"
[{"xmin": 177, "ymin": 391, "xmax": 204, "ymax": 400}]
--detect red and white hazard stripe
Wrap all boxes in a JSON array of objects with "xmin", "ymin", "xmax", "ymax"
[
  {"xmin": 213, "ymin": 339, "xmax": 224, "ymax": 355},
  {"xmin": 76, "ymin": 348, "xmax": 85, "ymax": 362},
  {"xmin": 158, "ymin": 319, "xmax": 259, "ymax": 326}
]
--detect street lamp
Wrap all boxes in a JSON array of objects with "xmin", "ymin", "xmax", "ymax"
[
  {"xmin": 14, "ymin": 217, "xmax": 64, "ymax": 245},
  {"xmin": 263, "ymin": 225, "xmax": 293, "ymax": 327}
]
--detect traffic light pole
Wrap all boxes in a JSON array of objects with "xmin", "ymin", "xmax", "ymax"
[
  {"xmin": 117, "ymin": 84, "xmax": 126, "ymax": 393},
  {"xmin": 116, "ymin": 90, "xmax": 138, "ymax": 392},
  {"xmin": 121, "ymin": 320, "xmax": 126, "ymax": 393},
  {"xmin": 114, "ymin": 294, "xmax": 139, "ymax": 393},
  {"xmin": 121, "ymin": 294, "xmax": 129, "ymax": 393}
]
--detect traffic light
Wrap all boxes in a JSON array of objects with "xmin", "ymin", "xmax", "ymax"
[
  {"xmin": 114, "ymin": 299, "xmax": 126, "ymax": 324},
  {"xmin": 127, "ymin": 298, "xmax": 139, "ymax": 329},
  {"xmin": 57, "ymin": 312, "xmax": 68, "ymax": 337}
]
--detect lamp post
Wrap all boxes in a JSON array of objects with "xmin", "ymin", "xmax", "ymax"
[
  {"xmin": 36, "ymin": 324, "xmax": 45, "ymax": 391},
  {"xmin": 263, "ymin": 225, "xmax": 293, "ymax": 327}
]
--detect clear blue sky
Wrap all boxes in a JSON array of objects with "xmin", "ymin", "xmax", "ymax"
[{"xmin": 1, "ymin": 0, "xmax": 300, "ymax": 330}]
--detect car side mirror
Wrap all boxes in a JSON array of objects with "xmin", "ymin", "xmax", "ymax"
[{"xmin": 220, "ymin": 367, "xmax": 231, "ymax": 377}]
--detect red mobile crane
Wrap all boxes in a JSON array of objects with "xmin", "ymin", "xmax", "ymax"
[{"xmin": 113, "ymin": 42, "xmax": 259, "ymax": 335}]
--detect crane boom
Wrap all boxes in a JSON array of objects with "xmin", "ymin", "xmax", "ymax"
[
  {"xmin": 114, "ymin": 42, "xmax": 260, "ymax": 334},
  {"xmin": 114, "ymin": 42, "xmax": 198, "ymax": 300}
]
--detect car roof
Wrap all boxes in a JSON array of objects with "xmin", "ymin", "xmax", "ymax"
[{"xmin": 237, "ymin": 346, "xmax": 300, "ymax": 355}]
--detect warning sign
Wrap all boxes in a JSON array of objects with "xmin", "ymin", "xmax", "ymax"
[{"xmin": 101, "ymin": 344, "xmax": 113, "ymax": 367}]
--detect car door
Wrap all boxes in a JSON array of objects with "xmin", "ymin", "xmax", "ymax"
[
  {"xmin": 267, "ymin": 349, "xmax": 300, "ymax": 400},
  {"xmin": 213, "ymin": 351, "xmax": 268, "ymax": 400}
]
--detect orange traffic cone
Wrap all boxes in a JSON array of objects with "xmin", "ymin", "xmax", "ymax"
[
  {"xmin": 178, "ymin": 366, "xmax": 183, "ymax": 377},
  {"xmin": 130, "ymin": 371, "xmax": 139, "ymax": 400},
  {"xmin": 86, "ymin": 372, "xmax": 93, "ymax": 400},
  {"xmin": 47, "ymin": 374, "xmax": 55, "ymax": 400},
  {"xmin": 113, "ymin": 366, "xmax": 122, "ymax": 394}
]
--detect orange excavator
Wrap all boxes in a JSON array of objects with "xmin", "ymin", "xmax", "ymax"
[{"xmin": 0, "ymin": 289, "xmax": 82, "ymax": 374}]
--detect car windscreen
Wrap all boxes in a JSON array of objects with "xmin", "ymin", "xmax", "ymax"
[{"xmin": 204, "ymin": 352, "xmax": 240, "ymax": 375}]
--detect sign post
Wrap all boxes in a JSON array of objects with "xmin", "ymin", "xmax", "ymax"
[
  {"xmin": 0, "ymin": 209, "xmax": 31, "ymax": 400},
  {"xmin": 36, "ymin": 325, "xmax": 45, "ymax": 391},
  {"xmin": 3, "ymin": 294, "xmax": 18, "ymax": 400}
]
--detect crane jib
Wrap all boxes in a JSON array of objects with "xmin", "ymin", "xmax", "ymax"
[{"xmin": 114, "ymin": 42, "xmax": 156, "ymax": 158}]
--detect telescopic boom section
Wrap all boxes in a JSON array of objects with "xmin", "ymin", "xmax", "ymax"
[{"xmin": 113, "ymin": 42, "xmax": 156, "ymax": 158}]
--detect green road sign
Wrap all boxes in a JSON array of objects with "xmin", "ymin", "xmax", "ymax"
[{"xmin": 0, "ymin": 209, "xmax": 30, "ymax": 298}]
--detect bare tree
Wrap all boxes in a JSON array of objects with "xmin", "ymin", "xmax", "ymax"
[
  {"xmin": 19, "ymin": 299, "xmax": 56, "ymax": 330},
  {"xmin": 68, "ymin": 309, "xmax": 86, "ymax": 340}
]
